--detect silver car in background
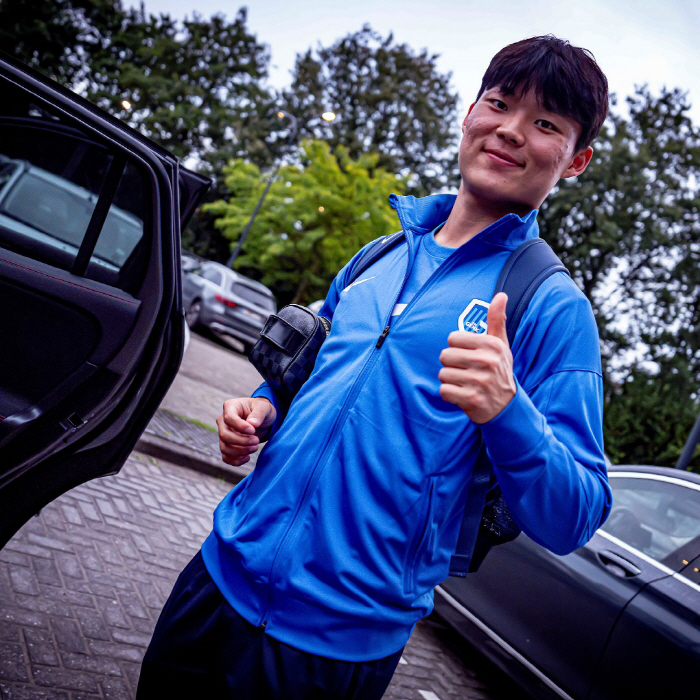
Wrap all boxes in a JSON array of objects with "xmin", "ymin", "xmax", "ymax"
[{"xmin": 182, "ymin": 258, "xmax": 276, "ymax": 354}]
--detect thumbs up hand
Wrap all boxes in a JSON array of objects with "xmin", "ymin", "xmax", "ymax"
[{"xmin": 438, "ymin": 292, "xmax": 517, "ymax": 424}]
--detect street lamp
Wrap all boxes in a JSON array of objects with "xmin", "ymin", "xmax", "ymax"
[{"xmin": 226, "ymin": 109, "xmax": 336, "ymax": 268}]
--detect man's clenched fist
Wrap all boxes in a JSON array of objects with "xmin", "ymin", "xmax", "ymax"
[
  {"xmin": 438, "ymin": 292, "xmax": 516, "ymax": 424},
  {"xmin": 216, "ymin": 397, "xmax": 277, "ymax": 467}
]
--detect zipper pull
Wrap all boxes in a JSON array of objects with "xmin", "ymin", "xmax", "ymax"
[{"xmin": 376, "ymin": 326, "xmax": 391, "ymax": 348}]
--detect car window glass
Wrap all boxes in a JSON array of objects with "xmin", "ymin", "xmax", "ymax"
[
  {"xmin": 0, "ymin": 76, "xmax": 148, "ymax": 291},
  {"xmin": 601, "ymin": 476, "xmax": 700, "ymax": 565},
  {"xmin": 230, "ymin": 281, "xmax": 276, "ymax": 311},
  {"xmin": 201, "ymin": 267, "xmax": 223, "ymax": 286}
]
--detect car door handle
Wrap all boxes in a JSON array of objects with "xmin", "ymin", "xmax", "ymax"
[{"xmin": 596, "ymin": 549, "xmax": 642, "ymax": 577}]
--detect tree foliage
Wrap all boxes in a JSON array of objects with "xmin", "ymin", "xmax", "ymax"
[
  {"xmin": 284, "ymin": 25, "xmax": 459, "ymax": 194},
  {"xmin": 0, "ymin": 0, "xmax": 123, "ymax": 86},
  {"xmin": 85, "ymin": 6, "xmax": 279, "ymax": 176},
  {"xmin": 540, "ymin": 87, "xmax": 700, "ymax": 469},
  {"xmin": 206, "ymin": 140, "xmax": 406, "ymax": 305}
]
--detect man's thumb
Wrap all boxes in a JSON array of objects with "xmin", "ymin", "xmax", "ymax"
[
  {"xmin": 247, "ymin": 399, "xmax": 272, "ymax": 428},
  {"xmin": 487, "ymin": 292, "xmax": 509, "ymax": 345}
]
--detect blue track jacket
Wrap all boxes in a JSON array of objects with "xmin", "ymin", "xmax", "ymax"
[{"xmin": 202, "ymin": 193, "xmax": 612, "ymax": 661}]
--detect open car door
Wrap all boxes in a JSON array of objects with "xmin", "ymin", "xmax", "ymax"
[{"xmin": 0, "ymin": 54, "xmax": 210, "ymax": 547}]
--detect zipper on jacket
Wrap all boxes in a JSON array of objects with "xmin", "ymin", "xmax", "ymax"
[
  {"xmin": 376, "ymin": 326, "xmax": 391, "ymax": 348},
  {"xmin": 259, "ymin": 231, "xmax": 418, "ymax": 629}
]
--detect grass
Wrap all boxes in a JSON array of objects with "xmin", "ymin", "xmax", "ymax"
[{"xmin": 164, "ymin": 409, "xmax": 218, "ymax": 434}]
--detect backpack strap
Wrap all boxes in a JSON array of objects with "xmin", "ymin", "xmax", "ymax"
[
  {"xmin": 449, "ymin": 238, "xmax": 569, "ymax": 577},
  {"xmin": 346, "ymin": 232, "xmax": 405, "ymax": 287},
  {"xmin": 496, "ymin": 238, "xmax": 569, "ymax": 347}
]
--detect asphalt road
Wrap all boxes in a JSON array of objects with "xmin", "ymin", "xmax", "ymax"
[{"xmin": 0, "ymin": 331, "xmax": 532, "ymax": 699}]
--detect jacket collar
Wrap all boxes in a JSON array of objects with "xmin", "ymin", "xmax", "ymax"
[{"xmin": 388, "ymin": 193, "xmax": 539, "ymax": 249}]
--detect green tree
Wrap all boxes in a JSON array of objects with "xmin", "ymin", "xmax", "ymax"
[
  {"xmin": 206, "ymin": 140, "xmax": 406, "ymax": 305},
  {"xmin": 0, "ymin": 0, "xmax": 124, "ymax": 87},
  {"xmin": 284, "ymin": 25, "xmax": 459, "ymax": 194},
  {"xmin": 85, "ymin": 6, "xmax": 278, "ymax": 176},
  {"xmin": 540, "ymin": 87, "xmax": 700, "ymax": 469}
]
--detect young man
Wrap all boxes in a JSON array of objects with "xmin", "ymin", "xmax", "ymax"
[{"xmin": 138, "ymin": 35, "xmax": 612, "ymax": 699}]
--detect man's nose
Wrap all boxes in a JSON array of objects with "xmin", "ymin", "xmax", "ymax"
[{"xmin": 495, "ymin": 117, "xmax": 526, "ymax": 146}]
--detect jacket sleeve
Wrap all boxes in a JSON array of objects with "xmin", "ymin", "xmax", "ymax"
[
  {"xmin": 250, "ymin": 237, "xmax": 386, "ymax": 440},
  {"xmin": 479, "ymin": 277, "xmax": 613, "ymax": 555}
]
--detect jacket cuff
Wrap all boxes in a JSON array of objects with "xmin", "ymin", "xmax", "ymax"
[
  {"xmin": 251, "ymin": 383, "xmax": 285, "ymax": 438},
  {"xmin": 479, "ymin": 380, "xmax": 546, "ymax": 466}
]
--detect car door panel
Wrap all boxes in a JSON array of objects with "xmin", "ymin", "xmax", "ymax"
[
  {"xmin": 588, "ymin": 559, "xmax": 700, "ymax": 700},
  {"xmin": 441, "ymin": 530, "xmax": 669, "ymax": 700},
  {"xmin": 0, "ymin": 53, "xmax": 209, "ymax": 547}
]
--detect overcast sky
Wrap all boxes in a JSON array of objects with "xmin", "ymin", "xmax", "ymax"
[{"xmin": 127, "ymin": 0, "xmax": 700, "ymax": 123}]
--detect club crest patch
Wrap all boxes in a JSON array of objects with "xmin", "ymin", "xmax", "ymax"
[{"xmin": 458, "ymin": 299, "xmax": 490, "ymax": 334}]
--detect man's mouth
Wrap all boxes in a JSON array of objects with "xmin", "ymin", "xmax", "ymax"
[{"xmin": 483, "ymin": 148, "xmax": 524, "ymax": 167}]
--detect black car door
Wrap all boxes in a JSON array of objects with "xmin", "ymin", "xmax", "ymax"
[
  {"xmin": 587, "ymin": 473, "xmax": 700, "ymax": 700},
  {"xmin": 0, "ymin": 55, "xmax": 209, "ymax": 547}
]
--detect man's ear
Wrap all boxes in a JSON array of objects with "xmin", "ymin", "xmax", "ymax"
[
  {"xmin": 462, "ymin": 103, "xmax": 476, "ymax": 132},
  {"xmin": 562, "ymin": 146, "xmax": 593, "ymax": 179}
]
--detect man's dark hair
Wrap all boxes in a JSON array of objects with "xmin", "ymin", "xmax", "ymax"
[{"xmin": 476, "ymin": 35, "xmax": 608, "ymax": 152}]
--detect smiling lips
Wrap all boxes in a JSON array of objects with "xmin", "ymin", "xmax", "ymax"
[{"xmin": 483, "ymin": 148, "xmax": 524, "ymax": 167}]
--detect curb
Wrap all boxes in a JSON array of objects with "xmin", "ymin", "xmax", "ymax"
[{"xmin": 136, "ymin": 431, "xmax": 251, "ymax": 485}]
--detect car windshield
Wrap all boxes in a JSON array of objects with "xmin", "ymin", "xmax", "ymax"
[{"xmin": 230, "ymin": 281, "xmax": 276, "ymax": 311}]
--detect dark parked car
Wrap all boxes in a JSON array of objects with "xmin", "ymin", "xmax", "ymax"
[
  {"xmin": 0, "ymin": 52, "xmax": 210, "ymax": 547},
  {"xmin": 434, "ymin": 465, "xmax": 700, "ymax": 700},
  {"xmin": 182, "ymin": 260, "xmax": 276, "ymax": 354}
]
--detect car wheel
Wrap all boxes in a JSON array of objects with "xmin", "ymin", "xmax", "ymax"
[{"xmin": 186, "ymin": 300, "xmax": 202, "ymax": 330}]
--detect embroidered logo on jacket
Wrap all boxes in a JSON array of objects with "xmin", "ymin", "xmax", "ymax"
[{"xmin": 458, "ymin": 299, "xmax": 490, "ymax": 333}]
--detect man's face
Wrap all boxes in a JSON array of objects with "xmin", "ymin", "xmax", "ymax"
[{"xmin": 457, "ymin": 86, "xmax": 593, "ymax": 217}]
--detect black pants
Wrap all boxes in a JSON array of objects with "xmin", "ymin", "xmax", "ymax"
[{"xmin": 137, "ymin": 551, "xmax": 404, "ymax": 699}]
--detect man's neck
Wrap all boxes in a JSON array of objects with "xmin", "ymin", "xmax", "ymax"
[{"xmin": 435, "ymin": 186, "xmax": 526, "ymax": 249}]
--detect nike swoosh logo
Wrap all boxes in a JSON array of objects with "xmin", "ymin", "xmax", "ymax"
[{"xmin": 343, "ymin": 276, "xmax": 376, "ymax": 292}]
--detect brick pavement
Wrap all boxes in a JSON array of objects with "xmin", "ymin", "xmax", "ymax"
[{"xmin": 0, "ymin": 452, "xmax": 527, "ymax": 700}]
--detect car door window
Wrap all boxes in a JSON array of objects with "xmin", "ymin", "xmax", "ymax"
[
  {"xmin": 0, "ymin": 76, "xmax": 148, "ymax": 292},
  {"xmin": 201, "ymin": 267, "xmax": 223, "ymax": 286},
  {"xmin": 601, "ymin": 475, "xmax": 700, "ymax": 567}
]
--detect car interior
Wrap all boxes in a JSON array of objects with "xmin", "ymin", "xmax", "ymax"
[{"xmin": 0, "ymin": 73, "xmax": 155, "ymax": 478}]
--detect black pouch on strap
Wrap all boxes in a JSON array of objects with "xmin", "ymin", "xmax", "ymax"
[{"xmin": 249, "ymin": 304, "xmax": 330, "ymax": 405}]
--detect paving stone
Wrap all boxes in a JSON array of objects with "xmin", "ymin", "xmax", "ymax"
[
  {"xmin": 31, "ymin": 667, "xmax": 99, "ymax": 693},
  {"xmin": 50, "ymin": 618, "xmax": 87, "ymax": 655},
  {"xmin": 0, "ymin": 644, "xmax": 29, "ymax": 682},
  {"xmin": 60, "ymin": 506, "xmax": 82, "ymax": 527},
  {"xmin": 24, "ymin": 536, "xmax": 73, "ymax": 555},
  {"xmin": 0, "ymin": 624, "xmax": 19, "ymax": 644},
  {"xmin": 87, "ymin": 640, "xmax": 143, "ymax": 664},
  {"xmin": 0, "ymin": 683, "xmax": 70, "ymax": 699},
  {"xmin": 14, "ymin": 594, "xmax": 72, "ymax": 619},
  {"xmin": 61, "ymin": 651, "xmax": 122, "ymax": 677},
  {"xmin": 32, "ymin": 558, "xmax": 62, "ymax": 588},
  {"xmin": 23, "ymin": 628, "xmax": 58, "ymax": 667},
  {"xmin": 74, "ymin": 608, "xmax": 110, "ymax": 642},
  {"xmin": 54, "ymin": 554, "xmax": 83, "ymax": 581},
  {"xmin": 0, "ymin": 552, "xmax": 29, "ymax": 568},
  {"xmin": 8, "ymin": 567, "xmax": 39, "ymax": 597},
  {"xmin": 100, "ymin": 676, "xmax": 132, "ymax": 700},
  {"xmin": 76, "ymin": 502, "xmax": 101, "ymax": 524}
]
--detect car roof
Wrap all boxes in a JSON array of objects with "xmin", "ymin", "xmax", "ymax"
[
  {"xmin": 609, "ymin": 464, "xmax": 700, "ymax": 486},
  {"xmin": 203, "ymin": 261, "xmax": 274, "ymax": 296}
]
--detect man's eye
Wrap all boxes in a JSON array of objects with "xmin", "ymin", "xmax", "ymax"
[
  {"xmin": 490, "ymin": 99, "xmax": 507, "ymax": 110},
  {"xmin": 536, "ymin": 119, "xmax": 557, "ymax": 131}
]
